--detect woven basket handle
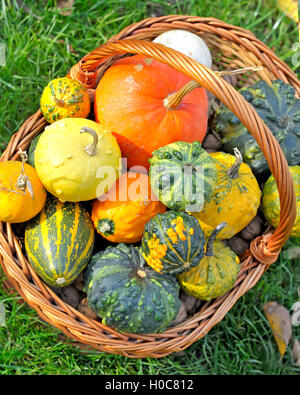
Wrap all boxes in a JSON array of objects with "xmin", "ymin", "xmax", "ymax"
[{"xmin": 70, "ymin": 39, "xmax": 296, "ymax": 264}]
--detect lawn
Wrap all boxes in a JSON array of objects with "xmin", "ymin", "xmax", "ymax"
[{"xmin": 0, "ymin": 0, "xmax": 299, "ymax": 375}]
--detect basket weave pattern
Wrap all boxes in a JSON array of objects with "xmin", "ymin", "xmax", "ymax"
[{"xmin": 0, "ymin": 15, "xmax": 298, "ymax": 358}]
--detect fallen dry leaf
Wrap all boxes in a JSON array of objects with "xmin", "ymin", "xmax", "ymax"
[
  {"xmin": 263, "ymin": 301, "xmax": 292, "ymax": 359},
  {"xmin": 292, "ymin": 339, "xmax": 300, "ymax": 366},
  {"xmin": 57, "ymin": 0, "xmax": 75, "ymax": 16}
]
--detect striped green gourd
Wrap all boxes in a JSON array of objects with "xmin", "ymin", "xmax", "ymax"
[
  {"xmin": 25, "ymin": 195, "xmax": 95, "ymax": 287},
  {"xmin": 84, "ymin": 243, "xmax": 182, "ymax": 334},
  {"xmin": 149, "ymin": 141, "xmax": 217, "ymax": 212}
]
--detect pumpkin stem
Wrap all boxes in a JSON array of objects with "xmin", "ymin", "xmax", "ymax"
[
  {"xmin": 16, "ymin": 149, "xmax": 34, "ymax": 197},
  {"xmin": 97, "ymin": 219, "xmax": 114, "ymax": 236},
  {"xmin": 163, "ymin": 80, "xmax": 200, "ymax": 110},
  {"xmin": 227, "ymin": 148, "xmax": 243, "ymax": 179},
  {"xmin": 80, "ymin": 127, "xmax": 98, "ymax": 156},
  {"xmin": 205, "ymin": 222, "xmax": 227, "ymax": 256},
  {"xmin": 137, "ymin": 269, "xmax": 147, "ymax": 278},
  {"xmin": 163, "ymin": 66, "xmax": 263, "ymax": 110},
  {"xmin": 54, "ymin": 96, "xmax": 66, "ymax": 107}
]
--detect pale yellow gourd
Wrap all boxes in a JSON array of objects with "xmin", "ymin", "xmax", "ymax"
[{"xmin": 35, "ymin": 118, "xmax": 121, "ymax": 202}]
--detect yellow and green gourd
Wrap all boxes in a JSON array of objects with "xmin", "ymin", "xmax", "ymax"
[
  {"xmin": 34, "ymin": 118, "xmax": 121, "ymax": 202},
  {"xmin": 25, "ymin": 195, "xmax": 95, "ymax": 287},
  {"xmin": 178, "ymin": 222, "xmax": 240, "ymax": 301},
  {"xmin": 40, "ymin": 77, "xmax": 90, "ymax": 123},
  {"xmin": 262, "ymin": 165, "xmax": 300, "ymax": 237},
  {"xmin": 141, "ymin": 210, "xmax": 206, "ymax": 275},
  {"xmin": 191, "ymin": 149, "xmax": 261, "ymax": 239}
]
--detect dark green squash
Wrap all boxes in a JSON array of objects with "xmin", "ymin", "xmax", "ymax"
[
  {"xmin": 84, "ymin": 243, "xmax": 182, "ymax": 334},
  {"xmin": 141, "ymin": 210, "xmax": 205, "ymax": 275},
  {"xmin": 214, "ymin": 79, "xmax": 300, "ymax": 177},
  {"xmin": 27, "ymin": 133, "xmax": 41, "ymax": 167},
  {"xmin": 149, "ymin": 141, "xmax": 217, "ymax": 211},
  {"xmin": 25, "ymin": 195, "xmax": 95, "ymax": 287}
]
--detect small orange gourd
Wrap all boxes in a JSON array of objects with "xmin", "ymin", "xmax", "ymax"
[
  {"xmin": 0, "ymin": 152, "xmax": 47, "ymax": 223},
  {"xmin": 91, "ymin": 172, "xmax": 166, "ymax": 243}
]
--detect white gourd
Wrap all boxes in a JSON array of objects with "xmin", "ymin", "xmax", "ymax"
[{"xmin": 153, "ymin": 29, "xmax": 212, "ymax": 68}]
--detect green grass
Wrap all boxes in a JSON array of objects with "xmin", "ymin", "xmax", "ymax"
[{"xmin": 0, "ymin": 0, "xmax": 299, "ymax": 375}]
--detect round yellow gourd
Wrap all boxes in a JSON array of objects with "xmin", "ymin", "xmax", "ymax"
[
  {"xmin": 40, "ymin": 77, "xmax": 90, "ymax": 123},
  {"xmin": 178, "ymin": 222, "xmax": 240, "ymax": 301},
  {"xmin": 191, "ymin": 149, "xmax": 261, "ymax": 239},
  {"xmin": 262, "ymin": 165, "xmax": 300, "ymax": 237},
  {"xmin": 35, "ymin": 118, "xmax": 122, "ymax": 202}
]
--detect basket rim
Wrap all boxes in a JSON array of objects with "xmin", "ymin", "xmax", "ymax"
[{"xmin": 0, "ymin": 14, "xmax": 298, "ymax": 358}]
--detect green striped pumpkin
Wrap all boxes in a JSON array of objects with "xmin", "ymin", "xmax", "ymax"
[
  {"xmin": 25, "ymin": 195, "xmax": 95, "ymax": 287},
  {"xmin": 149, "ymin": 141, "xmax": 217, "ymax": 212}
]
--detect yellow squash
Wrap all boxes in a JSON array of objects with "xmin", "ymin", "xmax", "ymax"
[
  {"xmin": 178, "ymin": 222, "xmax": 240, "ymax": 301},
  {"xmin": 35, "ymin": 118, "xmax": 122, "ymax": 202},
  {"xmin": 191, "ymin": 149, "xmax": 261, "ymax": 239},
  {"xmin": 262, "ymin": 165, "xmax": 300, "ymax": 237}
]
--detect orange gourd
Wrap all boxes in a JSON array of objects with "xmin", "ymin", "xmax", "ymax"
[
  {"xmin": 0, "ymin": 156, "xmax": 47, "ymax": 223},
  {"xmin": 95, "ymin": 55, "xmax": 208, "ymax": 170},
  {"xmin": 91, "ymin": 172, "xmax": 166, "ymax": 243}
]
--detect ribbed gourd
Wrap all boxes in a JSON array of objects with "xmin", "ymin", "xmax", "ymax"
[
  {"xmin": 191, "ymin": 149, "xmax": 262, "ymax": 239},
  {"xmin": 149, "ymin": 141, "xmax": 217, "ymax": 212},
  {"xmin": 141, "ymin": 210, "xmax": 205, "ymax": 275},
  {"xmin": 84, "ymin": 243, "xmax": 182, "ymax": 334},
  {"xmin": 34, "ymin": 118, "xmax": 121, "ymax": 202},
  {"xmin": 214, "ymin": 79, "xmax": 300, "ymax": 177},
  {"xmin": 262, "ymin": 165, "xmax": 300, "ymax": 237},
  {"xmin": 178, "ymin": 223, "xmax": 240, "ymax": 301},
  {"xmin": 25, "ymin": 195, "xmax": 95, "ymax": 287},
  {"xmin": 91, "ymin": 172, "xmax": 166, "ymax": 243}
]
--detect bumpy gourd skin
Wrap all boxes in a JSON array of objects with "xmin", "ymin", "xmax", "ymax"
[
  {"xmin": 35, "ymin": 118, "xmax": 121, "ymax": 202},
  {"xmin": 25, "ymin": 195, "xmax": 95, "ymax": 287},
  {"xmin": 40, "ymin": 77, "xmax": 90, "ymax": 123},
  {"xmin": 262, "ymin": 165, "xmax": 300, "ymax": 237},
  {"xmin": 192, "ymin": 151, "xmax": 261, "ymax": 239},
  {"xmin": 214, "ymin": 79, "xmax": 300, "ymax": 178},
  {"xmin": 84, "ymin": 244, "xmax": 182, "ymax": 334},
  {"xmin": 149, "ymin": 141, "xmax": 217, "ymax": 212},
  {"xmin": 141, "ymin": 210, "xmax": 206, "ymax": 275},
  {"xmin": 178, "ymin": 239, "xmax": 240, "ymax": 301}
]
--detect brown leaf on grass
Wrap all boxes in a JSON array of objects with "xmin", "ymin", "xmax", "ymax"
[
  {"xmin": 292, "ymin": 339, "xmax": 300, "ymax": 366},
  {"xmin": 263, "ymin": 301, "xmax": 292, "ymax": 359},
  {"xmin": 57, "ymin": 0, "xmax": 75, "ymax": 16}
]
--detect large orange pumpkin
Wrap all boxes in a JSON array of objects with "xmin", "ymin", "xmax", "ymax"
[{"xmin": 95, "ymin": 55, "xmax": 209, "ymax": 170}]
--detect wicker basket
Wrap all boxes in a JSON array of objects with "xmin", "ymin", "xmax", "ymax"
[{"xmin": 0, "ymin": 15, "xmax": 298, "ymax": 358}]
